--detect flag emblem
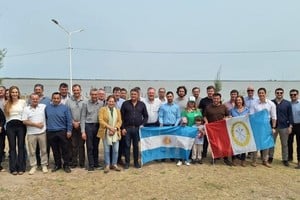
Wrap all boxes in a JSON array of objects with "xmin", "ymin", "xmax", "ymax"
[
  {"xmin": 163, "ymin": 136, "xmax": 172, "ymax": 145},
  {"xmin": 230, "ymin": 121, "xmax": 251, "ymax": 147}
]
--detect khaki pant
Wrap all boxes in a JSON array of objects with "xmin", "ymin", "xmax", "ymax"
[{"xmin": 27, "ymin": 132, "xmax": 48, "ymax": 167}]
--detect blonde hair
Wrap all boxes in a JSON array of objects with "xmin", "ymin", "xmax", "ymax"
[{"xmin": 4, "ymin": 86, "xmax": 21, "ymax": 116}]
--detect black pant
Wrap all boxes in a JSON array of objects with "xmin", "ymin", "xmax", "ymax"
[
  {"xmin": 71, "ymin": 127, "xmax": 85, "ymax": 167},
  {"xmin": 117, "ymin": 135, "xmax": 125, "ymax": 163},
  {"xmin": 0, "ymin": 128, "xmax": 5, "ymax": 165},
  {"xmin": 85, "ymin": 123, "xmax": 100, "ymax": 168},
  {"xmin": 6, "ymin": 120, "xmax": 27, "ymax": 172},
  {"xmin": 289, "ymin": 124, "xmax": 300, "ymax": 161},
  {"xmin": 47, "ymin": 130, "xmax": 70, "ymax": 167},
  {"xmin": 202, "ymin": 135, "xmax": 208, "ymax": 158},
  {"xmin": 124, "ymin": 127, "xmax": 140, "ymax": 165}
]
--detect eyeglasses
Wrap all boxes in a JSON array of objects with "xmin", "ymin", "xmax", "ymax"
[
  {"xmin": 247, "ymin": 90, "xmax": 254, "ymax": 92},
  {"xmin": 290, "ymin": 93, "xmax": 297, "ymax": 97},
  {"xmin": 276, "ymin": 92, "xmax": 283, "ymax": 95}
]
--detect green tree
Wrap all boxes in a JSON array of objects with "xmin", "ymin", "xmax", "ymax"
[{"xmin": 214, "ymin": 65, "xmax": 222, "ymax": 93}]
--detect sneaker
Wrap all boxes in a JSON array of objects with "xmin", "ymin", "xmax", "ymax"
[
  {"xmin": 104, "ymin": 166, "xmax": 110, "ymax": 173},
  {"xmin": 263, "ymin": 161, "xmax": 272, "ymax": 168},
  {"xmin": 12, "ymin": 171, "xmax": 18, "ymax": 175},
  {"xmin": 29, "ymin": 167, "xmax": 36, "ymax": 175},
  {"xmin": 113, "ymin": 165, "xmax": 121, "ymax": 172},
  {"xmin": 42, "ymin": 166, "xmax": 48, "ymax": 173},
  {"xmin": 176, "ymin": 161, "xmax": 182, "ymax": 166},
  {"xmin": 134, "ymin": 163, "xmax": 141, "ymax": 169},
  {"xmin": 184, "ymin": 161, "xmax": 190, "ymax": 166},
  {"xmin": 295, "ymin": 163, "xmax": 300, "ymax": 169},
  {"xmin": 18, "ymin": 171, "xmax": 24, "ymax": 175},
  {"xmin": 124, "ymin": 163, "xmax": 129, "ymax": 169},
  {"xmin": 251, "ymin": 162, "xmax": 257, "ymax": 167},
  {"xmin": 0, "ymin": 165, "xmax": 5, "ymax": 172}
]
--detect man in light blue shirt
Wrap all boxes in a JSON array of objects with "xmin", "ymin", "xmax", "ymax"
[
  {"xmin": 244, "ymin": 86, "xmax": 258, "ymax": 114},
  {"xmin": 159, "ymin": 91, "xmax": 181, "ymax": 126}
]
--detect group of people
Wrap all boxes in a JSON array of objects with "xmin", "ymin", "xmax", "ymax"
[{"xmin": 0, "ymin": 83, "xmax": 299, "ymax": 176}]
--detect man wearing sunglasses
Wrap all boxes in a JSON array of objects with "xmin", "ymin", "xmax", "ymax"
[
  {"xmin": 289, "ymin": 89, "xmax": 300, "ymax": 169},
  {"xmin": 270, "ymin": 88, "xmax": 293, "ymax": 167}
]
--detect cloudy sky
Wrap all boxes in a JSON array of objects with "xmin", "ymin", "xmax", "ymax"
[{"xmin": 1, "ymin": 0, "xmax": 300, "ymax": 80}]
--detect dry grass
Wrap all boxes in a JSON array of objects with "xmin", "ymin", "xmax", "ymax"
[{"xmin": 0, "ymin": 141, "xmax": 299, "ymax": 200}]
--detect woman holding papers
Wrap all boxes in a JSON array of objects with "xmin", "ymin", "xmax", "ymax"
[
  {"xmin": 98, "ymin": 95, "xmax": 122, "ymax": 173},
  {"xmin": 230, "ymin": 95, "xmax": 250, "ymax": 167}
]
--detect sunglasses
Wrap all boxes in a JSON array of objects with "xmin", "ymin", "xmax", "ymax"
[
  {"xmin": 247, "ymin": 90, "xmax": 254, "ymax": 92},
  {"xmin": 290, "ymin": 93, "xmax": 297, "ymax": 97},
  {"xmin": 276, "ymin": 92, "xmax": 283, "ymax": 95}
]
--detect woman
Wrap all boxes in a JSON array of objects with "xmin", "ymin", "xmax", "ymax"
[
  {"xmin": 98, "ymin": 95, "xmax": 122, "ymax": 173},
  {"xmin": 230, "ymin": 95, "xmax": 250, "ymax": 167},
  {"xmin": 178, "ymin": 96, "xmax": 202, "ymax": 166},
  {"xmin": 4, "ymin": 86, "xmax": 27, "ymax": 175}
]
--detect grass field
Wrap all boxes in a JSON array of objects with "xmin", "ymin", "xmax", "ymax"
[{"xmin": 0, "ymin": 141, "xmax": 299, "ymax": 200}]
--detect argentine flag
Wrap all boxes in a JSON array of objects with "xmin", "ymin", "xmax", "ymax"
[{"xmin": 140, "ymin": 126, "xmax": 198, "ymax": 165}]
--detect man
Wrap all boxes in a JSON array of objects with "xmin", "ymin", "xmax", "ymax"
[
  {"xmin": 244, "ymin": 86, "xmax": 258, "ymax": 113},
  {"xmin": 33, "ymin": 84, "xmax": 51, "ymax": 105},
  {"xmin": 199, "ymin": 85, "xmax": 215, "ymax": 158},
  {"xmin": 0, "ymin": 86, "xmax": 6, "ymax": 111},
  {"xmin": 175, "ymin": 86, "xmax": 188, "ymax": 112},
  {"xmin": 121, "ymin": 88, "xmax": 148, "ymax": 169},
  {"xmin": 81, "ymin": 88, "xmax": 104, "ymax": 171},
  {"xmin": 192, "ymin": 87, "xmax": 201, "ymax": 108},
  {"xmin": 32, "ymin": 83, "xmax": 51, "ymax": 168},
  {"xmin": 270, "ymin": 88, "xmax": 293, "ymax": 167},
  {"xmin": 22, "ymin": 93, "xmax": 48, "ymax": 175},
  {"xmin": 289, "ymin": 89, "xmax": 300, "ymax": 169},
  {"xmin": 66, "ymin": 84, "xmax": 86, "ymax": 168},
  {"xmin": 45, "ymin": 92, "xmax": 72, "ymax": 173},
  {"xmin": 204, "ymin": 93, "xmax": 231, "ymax": 166},
  {"xmin": 98, "ymin": 88, "xmax": 106, "ymax": 105},
  {"xmin": 113, "ymin": 87, "xmax": 125, "ymax": 109},
  {"xmin": 120, "ymin": 88, "xmax": 127, "ymax": 100},
  {"xmin": 156, "ymin": 87, "xmax": 167, "ymax": 104},
  {"xmin": 224, "ymin": 89, "xmax": 239, "ymax": 112},
  {"xmin": 158, "ymin": 91, "xmax": 181, "ymax": 127},
  {"xmin": 143, "ymin": 87, "xmax": 161, "ymax": 127},
  {"xmin": 252, "ymin": 88, "xmax": 277, "ymax": 168},
  {"xmin": 0, "ymin": 86, "xmax": 6, "ymax": 160},
  {"xmin": 59, "ymin": 83, "xmax": 70, "ymax": 105}
]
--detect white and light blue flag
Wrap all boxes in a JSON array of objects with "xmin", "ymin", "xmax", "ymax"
[{"xmin": 140, "ymin": 126, "xmax": 198, "ymax": 165}]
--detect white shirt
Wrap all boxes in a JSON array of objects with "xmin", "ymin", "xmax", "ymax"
[
  {"xmin": 252, "ymin": 99, "xmax": 277, "ymax": 120},
  {"xmin": 22, "ymin": 104, "xmax": 46, "ymax": 134},
  {"xmin": 6, "ymin": 99, "xmax": 26, "ymax": 122},
  {"xmin": 142, "ymin": 98, "xmax": 162, "ymax": 123}
]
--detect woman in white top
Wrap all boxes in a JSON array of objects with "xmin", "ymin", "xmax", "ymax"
[{"xmin": 4, "ymin": 86, "xmax": 26, "ymax": 175}]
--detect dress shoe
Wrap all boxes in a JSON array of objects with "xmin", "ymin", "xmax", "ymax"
[
  {"xmin": 241, "ymin": 161, "xmax": 246, "ymax": 167},
  {"xmin": 295, "ymin": 162, "xmax": 300, "ymax": 169},
  {"xmin": 88, "ymin": 167, "xmax": 94, "ymax": 172},
  {"xmin": 268, "ymin": 157, "xmax": 273, "ymax": 164},
  {"xmin": 223, "ymin": 159, "xmax": 232, "ymax": 166},
  {"xmin": 64, "ymin": 166, "xmax": 71, "ymax": 173},
  {"xmin": 134, "ymin": 163, "xmax": 141, "ymax": 169},
  {"xmin": 52, "ymin": 166, "xmax": 62, "ymax": 172},
  {"xmin": 198, "ymin": 159, "xmax": 203, "ymax": 164},
  {"xmin": 282, "ymin": 160, "xmax": 289, "ymax": 167},
  {"xmin": 124, "ymin": 163, "xmax": 129, "ymax": 169}
]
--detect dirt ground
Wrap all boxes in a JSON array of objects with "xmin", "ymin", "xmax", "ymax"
[{"xmin": 0, "ymin": 142, "xmax": 299, "ymax": 200}]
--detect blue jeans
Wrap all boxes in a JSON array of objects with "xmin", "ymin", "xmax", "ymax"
[
  {"xmin": 103, "ymin": 138, "xmax": 119, "ymax": 166},
  {"xmin": 124, "ymin": 127, "xmax": 140, "ymax": 165},
  {"xmin": 85, "ymin": 123, "xmax": 100, "ymax": 168}
]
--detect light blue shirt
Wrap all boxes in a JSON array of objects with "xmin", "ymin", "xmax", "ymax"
[
  {"xmin": 244, "ymin": 96, "xmax": 258, "ymax": 114},
  {"xmin": 158, "ymin": 102, "xmax": 181, "ymax": 126},
  {"xmin": 291, "ymin": 100, "xmax": 300, "ymax": 124}
]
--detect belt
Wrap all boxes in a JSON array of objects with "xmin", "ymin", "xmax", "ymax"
[
  {"xmin": 126, "ymin": 126, "xmax": 139, "ymax": 129},
  {"xmin": 163, "ymin": 124, "xmax": 175, "ymax": 126}
]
